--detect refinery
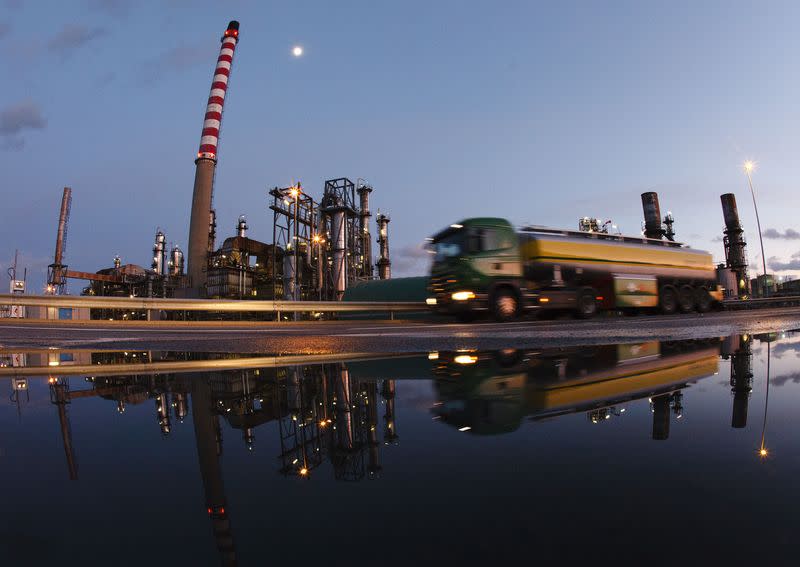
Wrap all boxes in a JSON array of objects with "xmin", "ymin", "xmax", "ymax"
[
  {"xmin": 2, "ymin": 20, "xmax": 798, "ymax": 325},
  {"xmin": 21, "ymin": 22, "xmax": 393, "ymax": 311}
]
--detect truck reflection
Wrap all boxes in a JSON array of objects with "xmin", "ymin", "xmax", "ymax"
[{"xmin": 431, "ymin": 340, "xmax": 722, "ymax": 439}]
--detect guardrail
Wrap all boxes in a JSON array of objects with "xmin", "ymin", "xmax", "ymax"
[
  {"xmin": 0, "ymin": 293, "xmax": 428, "ymax": 316},
  {"xmin": 0, "ymin": 351, "xmax": 419, "ymax": 377},
  {"xmin": 722, "ymin": 295, "xmax": 800, "ymax": 310}
]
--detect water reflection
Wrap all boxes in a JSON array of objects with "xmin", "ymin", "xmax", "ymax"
[
  {"xmin": 0, "ymin": 333, "xmax": 791, "ymax": 566},
  {"xmin": 432, "ymin": 340, "xmax": 721, "ymax": 439}
]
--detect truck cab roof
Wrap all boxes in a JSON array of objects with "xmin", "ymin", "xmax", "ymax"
[{"xmin": 431, "ymin": 217, "xmax": 512, "ymax": 242}]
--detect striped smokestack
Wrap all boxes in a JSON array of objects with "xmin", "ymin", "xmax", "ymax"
[{"xmin": 187, "ymin": 20, "xmax": 240, "ymax": 296}]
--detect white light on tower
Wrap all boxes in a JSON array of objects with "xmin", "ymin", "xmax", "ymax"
[{"xmin": 292, "ymin": 45, "xmax": 303, "ymax": 57}]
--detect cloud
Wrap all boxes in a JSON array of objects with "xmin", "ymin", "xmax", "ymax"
[
  {"xmin": 0, "ymin": 100, "xmax": 46, "ymax": 150},
  {"xmin": 762, "ymin": 228, "xmax": 800, "ymax": 240},
  {"xmin": 47, "ymin": 24, "xmax": 106, "ymax": 57},
  {"xmin": 771, "ymin": 372, "xmax": 800, "ymax": 387},
  {"xmin": 767, "ymin": 255, "xmax": 800, "ymax": 272},
  {"xmin": 141, "ymin": 43, "xmax": 218, "ymax": 82},
  {"xmin": 0, "ymin": 22, "xmax": 10, "ymax": 39}
]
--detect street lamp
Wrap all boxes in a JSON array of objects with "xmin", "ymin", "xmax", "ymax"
[
  {"xmin": 744, "ymin": 161, "xmax": 768, "ymax": 296},
  {"xmin": 290, "ymin": 183, "xmax": 301, "ymax": 307}
]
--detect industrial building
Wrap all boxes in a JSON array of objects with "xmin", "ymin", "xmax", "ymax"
[{"xmin": 37, "ymin": 20, "xmax": 393, "ymax": 317}]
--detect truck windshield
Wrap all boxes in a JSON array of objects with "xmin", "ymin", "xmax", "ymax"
[{"xmin": 434, "ymin": 232, "xmax": 463, "ymax": 261}]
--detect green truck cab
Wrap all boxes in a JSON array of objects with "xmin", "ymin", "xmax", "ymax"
[{"xmin": 428, "ymin": 218, "xmax": 531, "ymax": 321}]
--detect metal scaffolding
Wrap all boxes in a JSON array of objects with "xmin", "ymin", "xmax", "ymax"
[{"xmin": 270, "ymin": 184, "xmax": 318, "ymax": 301}]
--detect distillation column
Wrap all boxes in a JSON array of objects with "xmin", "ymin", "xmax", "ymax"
[
  {"xmin": 152, "ymin": 230, "xmax": 167, "ymax": 276},
  {"xmin": 376, "ymin": 213, "xmax": 391, "ymax": 280},
  {"xmin": 357, "ymin": 183, "xmax": 373, "ymax": 279},
  {"xmin": 331, "ymin": 203, "xmax": 347, "ymax": 300},
  {"xmin": 187, "ymin": 21, "xmax": 240, "ymax": 296}
]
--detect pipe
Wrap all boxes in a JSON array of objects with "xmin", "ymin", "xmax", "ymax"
[
  {"xmin": 641, "ymin": 192, "xmax": 663, "ymax": 240},
  {"xmin": 187, "ymin": 21, "xmax": 240, "ymax": 296}
]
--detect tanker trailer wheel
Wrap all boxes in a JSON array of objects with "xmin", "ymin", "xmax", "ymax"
[
  {"xmin": 678, "ymin": 285, "xmax": 695, "ymax": 313},
  {"xmin": 659, "ymin": 285, "xmax": 679, "ymax": 315},
  {"xmin": 576, "ymin": 289, "xmax": 598, "ymax": 319},
  {"xmin": 695, "ymin": 287, "xmax": 712, "ymax": 313},
  {"xmin": 490, "ymin": 287, "xmax": 520, "ymax": 322}
]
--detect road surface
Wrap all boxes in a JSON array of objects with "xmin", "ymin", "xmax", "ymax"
[{"xmin": 1, "ymin": 308, "xmax": 799, "ymax": 353}]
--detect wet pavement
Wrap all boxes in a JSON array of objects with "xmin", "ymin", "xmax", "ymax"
[
  {"xmin": 2, "ymin": 331, "xmax": 799, "ymax": 565},
  {"xmin": 2, "ymin": 307, "xmax": 800, "ymax": 352}
]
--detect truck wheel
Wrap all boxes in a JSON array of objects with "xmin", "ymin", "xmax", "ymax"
[
  {"xmin": 678, "ymin": 285, "xmax": 695, "ymax": 313},
  {"xmin": 695, "ymin": 287, "xmax": 712, "ymax": 313},
  {"xmin": 576, "ymin": 290, "xmax": 598, "ymax": 319},
  {"xmin": 659, "ymin": 286, "xmax": 678, "ymax": 315},
  {"xmin": 491, "ymin": 287, "xmax": 520, "ymax": 322}
]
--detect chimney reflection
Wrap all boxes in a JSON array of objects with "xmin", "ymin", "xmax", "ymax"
[
  {"xmin": 725, "ymin": 334, "xmax": 754, "ymax": 429},
  {"xmin": 191, "ymin": 377, "xmax": 237, "ymax": 567}
]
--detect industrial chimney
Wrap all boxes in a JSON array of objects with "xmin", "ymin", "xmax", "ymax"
[
  {"xmin": 720, "ymin": 193, "xmax": 750, "ymax": 298},
  {"xmin": 641, "ymin": 192, "xmax": 664, "ymax": 240},
  {"xmin": 47, "ymin": 187, "xmax": 72, "ymax": 294},
  {"xmin": 376, "ymin": 212, "xmax": 391, "ymax": 280},
  {"xmin": 187, "ymin": 21, "xmax": 240, "ymax": 296}
]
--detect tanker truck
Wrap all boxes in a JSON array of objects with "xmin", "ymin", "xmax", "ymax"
[{"xmin": 428, "ymin": 217, "xmax": 722, "ymax": 321}]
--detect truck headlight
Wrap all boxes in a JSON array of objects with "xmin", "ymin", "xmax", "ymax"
[{"xmin": 451, "ymin": 291, "xmax": 476, "ymax": 301}]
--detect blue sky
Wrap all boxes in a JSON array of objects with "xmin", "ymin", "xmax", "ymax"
[{"xmin": 2, "ymin": 0, "xmax": 800, "ymax": 292}]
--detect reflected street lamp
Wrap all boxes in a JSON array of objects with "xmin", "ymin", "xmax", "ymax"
[{"xmin": 744, "ymin": 161, "xmax": 768, "ymax": 296}]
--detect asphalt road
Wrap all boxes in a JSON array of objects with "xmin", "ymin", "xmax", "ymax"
[{"xmin": 2, "ymin": 308, "xmax": 800, "ymax": 353}]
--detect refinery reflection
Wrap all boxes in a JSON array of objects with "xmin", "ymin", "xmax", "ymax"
[{"xmin": 0, "ymin": 335, "xmax": 781, "ymax": 566}]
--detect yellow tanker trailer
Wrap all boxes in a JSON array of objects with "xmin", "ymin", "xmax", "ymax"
[{"xmin": 428, "ymin": 218, "xmax": 722, "ymax": 321}]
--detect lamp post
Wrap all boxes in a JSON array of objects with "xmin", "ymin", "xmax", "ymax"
[
  {"xmin": 289, "ymin": 184, "xmax": 301, "ymax": 319},
  {"xmin": 744, "ymin": 161, "xmax": 768, "ymax": 296}
]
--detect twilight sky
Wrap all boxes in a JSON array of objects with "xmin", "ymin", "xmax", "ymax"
[{"xmin": 2, "ymin": 0, "xmax": 800, "ymax": 293}]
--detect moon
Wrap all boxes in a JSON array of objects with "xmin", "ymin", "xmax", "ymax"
[{"xmin": 292, "ymin": 45, "xmax": 303, "ymax": 57}]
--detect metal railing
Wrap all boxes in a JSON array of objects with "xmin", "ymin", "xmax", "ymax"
[{"xmin": 0, "ymin": 293, "xmax": 427, "ymax": 315}]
